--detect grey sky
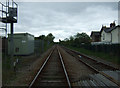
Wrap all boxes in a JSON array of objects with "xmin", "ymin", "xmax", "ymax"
[{"xmin": 11, "ymin": 2, "xmax": 118, "ymax": 42}]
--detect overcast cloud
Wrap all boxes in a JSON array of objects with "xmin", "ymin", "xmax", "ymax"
[{"xmin": 9, "ymin": 2, "xmax": 118, "ymax": 42}]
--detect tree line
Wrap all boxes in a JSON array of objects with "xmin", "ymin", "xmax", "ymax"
[
  {"xmin": 35, "ymin": 32, "xmax": 91, "ymax": 47},
  {"xmin": 59, "ymin": 32, "xmax": 91, "ymax": 47},
  {"xmin": 35, "ymin": 33, "xmax": 55, "ymax": 43}
]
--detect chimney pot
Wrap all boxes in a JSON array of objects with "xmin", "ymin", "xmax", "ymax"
[{"xmin": 110, "ymin": 21, "xmax": 116, "ymax": 27}]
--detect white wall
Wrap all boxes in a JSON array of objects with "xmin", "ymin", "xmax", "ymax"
[
  {"xmin": 101, "ymin": 31, "xmax": 111, "ymax": 42},
  {"xmin": 111, "ymin": 27, "xmax": 119, "ymax": 43},
  {"xmin": 101, "ymin": 27, "xmax": 120, "ymax": 44}
]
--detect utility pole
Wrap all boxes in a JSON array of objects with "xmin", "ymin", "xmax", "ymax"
[
  {"xmin": 0, "ymin": 0, "xmax": 18, "ymax": 70},
  {"xmin": 10, "ymin": 22, "xmax": 14, "ymax": 60}
]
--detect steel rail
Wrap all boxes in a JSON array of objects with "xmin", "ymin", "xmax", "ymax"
[
  {"xmin": 29, "ymin": 49, "xmax": 54, "ymax": 88},
  {"xmin": 63, "ymin": 46, "xmax": 119, "ymax": 70},
  {"xmin": 78, "ymin": 55, "xmax": 120, "ymax": 87},
  {"xmin": 58, "ymin": 49, "xmax": 71, "ymax": 88},
  {"xmin": 63, "ymin": 46, "xmax": 120, "ymax": 87},
  {"xmin": 77, "ymin": 53, "xmax": 119, "ymax": 70}
]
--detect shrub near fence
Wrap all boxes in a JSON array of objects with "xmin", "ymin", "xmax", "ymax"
[
  {"xmin": 80, "ymin": 44, "xmax": 120, "ymax": 57},
  {"xmin": 34, "ymin": 39, "xmax": 54, "ymax": 55}
]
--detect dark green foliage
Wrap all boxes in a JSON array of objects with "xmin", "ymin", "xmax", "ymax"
[
  {"xmin": 59, "ymin": 32, "xmax": 120, "ymax": 64},
  {"xmin": 74, "ymin": 32, "xmax": 91, "ymax": 44},
  {"xmin": 34, "ymin": 33, "xmax": 55, "ymax": 55},
  {"xmin": 35, "ymin": 33, "xmax": 55, "ymax": 43},
  {"xmin": 59, "ymin": 32, "xmax": 91, "ymax": 46},
  {"xmin": 45, "ymin": 33, "xmax": 55, "ymax": 42},
  {"xmin": 66, "ymin": 46, "xmax": 120, "ymax": 65}
]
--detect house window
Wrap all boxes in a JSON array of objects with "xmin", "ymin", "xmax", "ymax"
[{"xmin": 103, "ymin": 34, "xmax": 105, "ymax": 40}]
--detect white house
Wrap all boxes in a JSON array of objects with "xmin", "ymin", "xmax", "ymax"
[{"xmin": 100, "ymin": 22, "xmax": 120, "ymax": 44}]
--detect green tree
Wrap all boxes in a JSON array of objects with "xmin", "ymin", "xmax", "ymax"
[
  {"xmin": 45, "ymin": 33, "xmax": 55, "ymax": 43},
  {"xmin": 60, "ymin": 32, "xmax": 91, "ymax": 47},
  {"xmin": 35, "ymin": 35, "xmax": 45, "ymax": 40},
  {"xmin": 59, "ymin": 39, "xmax": 61, "ymax": 42},
  {"xmin": 74, "ymin": 32, "xmax": 90, "ymax": 44},
  {"xmin": 39, "ymin": 35, "xmax": 46, "ymax": 40},
  {"xmin": 69, "ymin": 36, "xmax": 74, "ymax": 41},
  {"xmin": 64, "ymin": 38, "xmax": 69, "ymax": 42},
  {"xmin": 69, "ymin": 36, "xmax": 74, "ymax": 46}
]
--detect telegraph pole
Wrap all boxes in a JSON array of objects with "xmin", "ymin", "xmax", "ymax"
[
  {"xmin": 0, "ymin": 0, "xmax": 18, "ymax": 70},
  {"xmin": 10, "ymin": 22, "xmax": 14, "ymax": 61}
]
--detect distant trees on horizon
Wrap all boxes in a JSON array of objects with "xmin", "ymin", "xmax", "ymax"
[
  {"xmin": 35, "ymin": 33, "xmax": 55, "ymax": 43},
  {"xmin": 35, "ymin": 32, "xmax": 91, "ymax": 46},
  {"xmin": 59, "ymin": 32, "xmax": 91, "ymax": 47}
]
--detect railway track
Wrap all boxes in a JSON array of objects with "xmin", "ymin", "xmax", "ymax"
[
  {"xmin": 62, "ymin": 46, "xmax": 120, "ymax": 87},
  {"xmin": 29, "ymin": 46, "xmax": 71, "ymax": 88},
  {"xmin": 28, "ymin": 45, "xmax": 120, "ymax": 87}
]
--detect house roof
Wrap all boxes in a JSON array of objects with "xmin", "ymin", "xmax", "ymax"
[
  {"xmin": 90, "ymin": 31, "xmax": 100, "ymax": 37},
  {"xmin": 8, "ymin": 33, "xmax": 34, "ymax": 37},
  {"xmin": 100, "ymin": 25, "xmax": 120, "ymax": 33}
]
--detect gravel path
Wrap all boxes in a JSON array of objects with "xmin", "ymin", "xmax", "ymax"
[
  {"xmin": 4, "ymin": 46, "xmax": 54, "ymax": 87},
  {"xmin": 58, "ymin": 46, "xmax": 95, "ymax": 83},
  {"xmin": 4, "ymin": 45, "xmax": 98, "ymax": 87}
]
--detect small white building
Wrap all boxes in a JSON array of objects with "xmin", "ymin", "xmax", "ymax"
[{"xmin": 100, "ymin": 22, "xmax": 120, "ymax": 44}]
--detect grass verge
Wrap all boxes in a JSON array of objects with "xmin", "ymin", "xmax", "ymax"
[{"xmin": 66, "ymin": 46, "xmax": 120, "ymax": 65}]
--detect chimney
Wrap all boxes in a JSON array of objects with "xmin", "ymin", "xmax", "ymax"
[{"xmin": 110, "ymin": 21, "xmax": 116, "ymax": 28}]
